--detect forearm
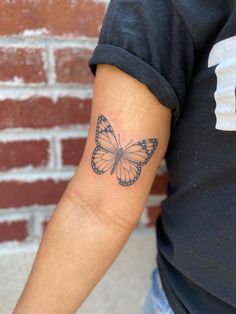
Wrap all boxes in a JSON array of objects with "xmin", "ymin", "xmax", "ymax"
[{"xmin": 13, "ymin": 179, "xmax": 135, "ymax": 314}]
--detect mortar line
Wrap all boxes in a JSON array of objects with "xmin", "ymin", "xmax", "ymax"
[
  {"xmin": 0, "ymin": 36, "xmax": 98, "ymax": 49},
  {"xmin": 0, "ymin": 126, "xmax": 89, "ymax": 141}
]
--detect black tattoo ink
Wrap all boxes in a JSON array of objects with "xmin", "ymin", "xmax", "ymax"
[{"xmin": 91, "ymin": 114, "xmax": 158, "ymax": 186}]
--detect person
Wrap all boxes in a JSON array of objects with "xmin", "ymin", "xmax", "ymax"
[{"xmin": 13, "ymin": 0, "xmax": 236, "ymax": 313}]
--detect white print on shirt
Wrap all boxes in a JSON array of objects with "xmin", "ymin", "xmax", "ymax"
[{"xmin": 208, "ymin": 36, "xmax": 236, "ymax": 131}]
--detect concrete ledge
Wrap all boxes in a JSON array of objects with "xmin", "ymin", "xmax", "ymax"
[{"xmin": 0, "ymin": 228, "xmax": 157, "ymax": 314}]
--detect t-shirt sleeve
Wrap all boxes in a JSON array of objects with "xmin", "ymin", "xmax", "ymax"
[{"xmin": 88, "ymin": 0, "xmax": 195, "ymax": 127}]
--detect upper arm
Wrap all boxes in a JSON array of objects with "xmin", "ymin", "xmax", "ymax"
[
  {"xmin": 66, "ymin": 64, "xmax": 171, "ymax": 230},
  {"xmin": 64, "ymin": 0, "xmax": 195, "ymax": 231}
]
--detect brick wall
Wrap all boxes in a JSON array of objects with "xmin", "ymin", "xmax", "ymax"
[{"xmin": 0, "ymin": 0, "xmax": 168, "ymax": 244}]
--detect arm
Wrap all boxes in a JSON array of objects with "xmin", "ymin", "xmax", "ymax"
[{"xmin": 13, "ymin": 64, "xmax": 171, "ymax": 314}]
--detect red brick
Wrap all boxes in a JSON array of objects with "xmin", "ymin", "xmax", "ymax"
[
  {"xmin": 0, "ymin": 220, "xmax": 28, "ymax": 242},
  {"xmin": 61, "ymin": 138, "xmax": 87, "ymax": 166},
  {"xmin": 0, "ymin": 180, "xmax": 68, "ymax": 208},
  {"xmin": 0, "ymin": 97, "xmax": 92, "ymax": 129},
  {"xmin": 0, "ymin": 140, "xmax": 49, "ymax": 171},
  {"xmin": 0, "ymin": 0, "xmax": 105, "ymax": 37},
  {"xmin": 0, "ymin": 48, "xmax": 46, "ymax": 83},
  {"xmin": 150, "ymin": 173, "xmax": 169, "ymax": 195},
  {"xmin": 55, "ymin": 48, "xmax": 94, "ymax": 84},
  {"xmin": 146, "ymin": 205, "xmax": 161, "ymax": 227}
]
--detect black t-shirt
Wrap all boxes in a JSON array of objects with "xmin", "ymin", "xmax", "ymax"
[{"xmin": 88, "ymin": 0, "xmax": 236, "ymax": 313}]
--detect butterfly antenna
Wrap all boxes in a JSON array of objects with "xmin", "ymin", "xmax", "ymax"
[
  {"xmin": 123, "ymin": 139, "xmax": 133, "ymax": 149},
  {"xmin": 118, "ymin": 134, "xmax": 121, "ymax": 148}
]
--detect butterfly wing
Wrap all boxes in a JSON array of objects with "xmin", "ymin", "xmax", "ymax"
[
  {"xmin": 95, "ymin": 114, "xmax": 119, "ymax": 153},
  {"xmin": 91, "ymin": 146, "xmax": 116, "ymax": 175},
  {"xmin": 122, "ymin": 139, "xmax": 158, "ymax": 165},
  {"xmin": 116, "ymin": 156, "xmax": 142, "ymax": 186},
  {"xmin": 91, "ymin": 114, "xmax": 119, "ymax": 174},
  {"xmin": 115, "ymin": 138, "xmax": 158, "ymax": 186}
]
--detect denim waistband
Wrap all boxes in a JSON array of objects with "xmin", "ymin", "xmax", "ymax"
[{"xmin": 142, "ymin": 266, "xmax": 174, "ymax": 314}]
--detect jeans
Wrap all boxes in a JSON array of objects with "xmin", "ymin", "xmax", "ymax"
[{"xmin": 142, "ymin": 266, "xmax": 174, "ymax": 314}]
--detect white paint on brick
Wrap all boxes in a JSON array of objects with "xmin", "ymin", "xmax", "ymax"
[
  {"xmin": 157, "ymin": 159, "xmax": 167, "ymax": 175},
  {"xmin": 0, "ymin": 76, "xmax": 26, "ymax": 86},
  {"xmin": 46, "ymin": 44, "xmax": 57, "ymax": 85},
  {"xmin": 0, "ymin": 204, "xmax": 55, "ymax": 216},
  {"xmin": 0, "ymin": 126, "xmax": 89, "ymax": 142},
  {"xmin": 0, "ymin": 85, "xmax": 93, "ymax": 101},
  {"xmin": 147, "ymin": 194, "xmax": 167, "ymax": 206},
  {"xmin": 55, "ymin": 137, "xmax": 63, "ymax": 169},
  {"xmin": 0, "ymin": 169, "xmax": 74, "ymax": 182},
  {"xmin": 0, "ymin": 240, "xmax": 39, "ymax": 255},
  {"xmin": 47, "ymin": 139, "xmax": 57, "ymax": 169},
  {"xmin": 21, "ymin": 28, "xmax": 49, "ymax": 37},
  {"xmin": 0, "ymin": 211, "xmax": 31, "ymax": 223},
  {"xmin": 41, "ymin": 47, "xmax": 50, "ymax": 82},
  {"xmin": 0, "ymin": 164, "xmax": 39, "ymax": 175},
  {"xmin": 0, "ymin": 36, "xmax": 98, "ymax": 49},
  {"xmin": 0, "ymin": 80, "xmax": 46, "ymax": 87}
]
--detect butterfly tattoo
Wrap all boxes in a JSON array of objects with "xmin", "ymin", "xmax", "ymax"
[{"xmin": 91, "ymin": 114, "xmax": 158, "ymax": 186}]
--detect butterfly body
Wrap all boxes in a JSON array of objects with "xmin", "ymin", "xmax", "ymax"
[
  {"xmin": 91, "ymin": 114, "xmax": 158, "ymax": 186},
  {"xmin": 111, "ymin": 148, "xmax": 123, "ymax": 175}
]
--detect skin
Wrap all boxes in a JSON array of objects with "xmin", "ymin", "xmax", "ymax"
[{"xmin": 13, "ymin": 64, "xmax": 171, "ymax": 314}]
